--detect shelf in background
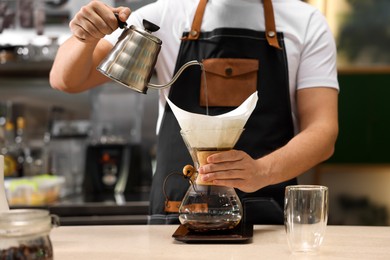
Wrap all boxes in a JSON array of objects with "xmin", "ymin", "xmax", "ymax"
[{"xmin": 0, "ymin": 60, "xmax": 53, "ymax": 77}]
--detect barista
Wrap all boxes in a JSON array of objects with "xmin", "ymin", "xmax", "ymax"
[{"xmin": 50, "ymin": 0, "xmax": 339, "ymax": 224}]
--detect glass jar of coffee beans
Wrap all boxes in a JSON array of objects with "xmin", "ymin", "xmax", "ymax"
[{"xmin": 0, "ymin": 209, "xmax": 59, "ymax": 260}]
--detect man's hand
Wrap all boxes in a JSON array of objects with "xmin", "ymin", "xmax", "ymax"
[
  {"xmin": 69, "ymin": 0, "xmax": 131, "ymax": 43},
  {"xmin": 198, "ymin": 150, "xmax": 270, "ymax": 193}
]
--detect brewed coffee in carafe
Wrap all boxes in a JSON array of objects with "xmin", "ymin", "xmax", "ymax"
[{"xmin": 179, "ymin": 128, "xmax": 244, "ymax": 231}]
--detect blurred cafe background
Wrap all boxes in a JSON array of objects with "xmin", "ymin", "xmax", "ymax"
[{"xmin": 1, "ymin": 0, "xmax": 390, "ymax": 226}]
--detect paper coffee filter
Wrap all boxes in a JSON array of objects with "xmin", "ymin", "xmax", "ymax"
[{"xmin": 165, "ymin": 91, "xmax": 258, "ymax": 148}]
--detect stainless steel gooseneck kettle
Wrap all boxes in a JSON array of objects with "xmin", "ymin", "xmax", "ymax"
[{"xmin": 97, "ymin": 17, "xmax": 202, "ymax": 94}]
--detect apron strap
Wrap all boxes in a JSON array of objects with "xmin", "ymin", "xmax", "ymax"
[
  {"xmin": 263, "ymin": 0, "xmax": 281, "ymax": 49},
  {"xmin": 182, "ymin": 0, "xmax": 281, "ymax": 49},
  {"xmin": 181, "ymin": 0, "xmax": 208, "ymax": 40}
]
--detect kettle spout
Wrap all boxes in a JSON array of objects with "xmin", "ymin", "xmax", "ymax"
[{"xmin": 147, "ymin": 60, "xmax": 203, "ymax": 90}]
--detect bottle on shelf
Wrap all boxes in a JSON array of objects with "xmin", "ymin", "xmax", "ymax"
[{"xmin": 2, "ymin": 119, "xmax": 18, "ymax": 178}]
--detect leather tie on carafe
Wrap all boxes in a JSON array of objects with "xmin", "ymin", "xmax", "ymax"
[{"xmin": 182, "ymin": 0, "xmax": 281, "ymax": 49}]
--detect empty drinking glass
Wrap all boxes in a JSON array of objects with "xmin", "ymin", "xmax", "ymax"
[{"xmin": 284, "ymin": 185, "xmax": 328, "ymax": 254}]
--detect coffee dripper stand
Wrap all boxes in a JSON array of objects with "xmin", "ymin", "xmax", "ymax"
[{"xmin": 166, "ymin": 128, "xmax": 245, "ymax": 232}]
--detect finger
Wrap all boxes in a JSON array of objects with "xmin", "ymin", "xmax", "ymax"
[
  {"xmin": 199, "ymin": 160, "xmax": 242, "ymax": 175},
  {"xmin": 212, "ymin": 178, "xmax": 259, "ymax": 193},
  {"xmin": 70, "ymin": 1, "xmax": 124, "ymax": 41},
  {"xmin": 112, "ymin": 6, "xmax": 131, "ymax": 22},
  {"xmin": 93, "ymin": 6, "xmax": 123, "ymax": 32},
  {"xmin": 70, "ymin": 8, "xmax": 106, "ymax": 41},
  {"xmin": 207, "ymin": 150, "xmax": 244, "ymax": 163},
  {"xmin": 200, "ymin": 169, "xmax": 243, "ymax": 183},
  {"xmin": 70, "ymin": 16, "xmax": 105, "ymax": 41},
  {"xmin": 71, "ymin": 24, "xmax": 96, "ymax": 42},
  {"xmin": 86, "ymin": 5, "xmax": 118, "ymax": 35},
  {"xmin": 212, "ymin": 178, "xmax": 244, "ymax": 189}
]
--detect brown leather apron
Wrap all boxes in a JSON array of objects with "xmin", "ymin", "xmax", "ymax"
[{"xmin": 149, "ymin": 0, "xmax": 297, "ymax": 224}]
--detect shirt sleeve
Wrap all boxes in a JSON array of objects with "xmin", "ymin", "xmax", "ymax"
[{"xmin": 297, "ymin": 10, "xmax": 339, "ymax": 91}]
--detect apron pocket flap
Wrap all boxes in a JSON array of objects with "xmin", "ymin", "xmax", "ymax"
[
  {"xmin": 200, "ymin": 58, "xmax": 259, "ymax": 107},
  {"xmin": 203, "ymin": 58, "xmax": 259, "ymax": 78}
]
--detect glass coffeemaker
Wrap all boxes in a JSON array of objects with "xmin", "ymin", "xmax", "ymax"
[{"xmin": 178, "ymin": 128, "xmax": 244, "ymax": 232}]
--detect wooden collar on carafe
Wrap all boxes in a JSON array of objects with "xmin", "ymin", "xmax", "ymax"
[{"xmin": 182, "ymin": 0, "xmax": 282, "ymax": 49}]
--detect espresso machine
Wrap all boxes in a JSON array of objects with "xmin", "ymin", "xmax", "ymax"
[
  {"xmin": 83, "ymin": 143, "xmax": 142, "ymax": 194},
  {"xmin": 82, "ymin": 83, "xmax": 151, "ymax": 200}
]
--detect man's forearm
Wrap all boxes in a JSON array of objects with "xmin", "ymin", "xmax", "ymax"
[
  {"xmin": 50, "ymin": 37, "xmax": 110, "ymax": 93},
  {"xmin": 259, "ymin": 125, "xmax": 337, "ymax": 187}
]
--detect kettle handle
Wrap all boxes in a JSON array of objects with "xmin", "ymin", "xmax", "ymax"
[
  {"xmin": 114, "ymin": 13, "xmax": 128, "ymax": 29},
  {"xmin": 147, "ymin": 60, "xmax": 204, "ymax": 90}
]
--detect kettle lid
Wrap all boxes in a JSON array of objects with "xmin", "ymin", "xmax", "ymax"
[{"xmin": 130, "ymin": 19, "xmax": 162, "ymax": 45}]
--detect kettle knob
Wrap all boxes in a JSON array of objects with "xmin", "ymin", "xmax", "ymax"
[{"xmin": 143, "ymin": 19, "xmax": 160, "ymax": 33}]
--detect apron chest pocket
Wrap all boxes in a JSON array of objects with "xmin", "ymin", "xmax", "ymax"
[{"xmin": 200, "ymin": 58, "xmax": 259, "ymax": 107}]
